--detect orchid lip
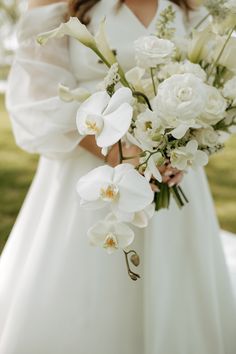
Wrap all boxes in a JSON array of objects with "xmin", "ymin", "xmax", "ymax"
[{"xmin": 100, "ymin": 184, "xmax": 119, "ymax": 202}]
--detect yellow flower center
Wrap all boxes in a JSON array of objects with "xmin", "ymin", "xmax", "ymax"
[
  {"xmin": 85, "ymin": 120, "xmax": 101, "ymax": 134},
  {"xmin": 100, "ymin": 184, "xmax": 119, "ymax": 202},
  {"xmin": 103, "ymin": 233, "xmax": 118, "ymax": 250}
]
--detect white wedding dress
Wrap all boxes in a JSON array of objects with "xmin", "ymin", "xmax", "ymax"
[{"xmin": 0, "ymin": 1, "xmax": 236, "ymax": 353}]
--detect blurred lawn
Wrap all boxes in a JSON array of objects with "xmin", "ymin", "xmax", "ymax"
[{"xmin": 0, "ymin": 93, "xmax": 236, "ymax": 254}]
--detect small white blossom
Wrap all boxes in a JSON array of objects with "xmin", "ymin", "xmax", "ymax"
[
  {"xmin": 170, "ymin": 140, "xmax": 208, "ymax": 170},
  {"xmin": 88, "ymin": 219, "xmax": 134, "ymax": 254},
  {"xmin": 100, "ymin": 63, "xmax": 120, "ymax": 90},
  {"xmin": 134, "ymin": 109, "xmax": 164, "ymax": 149},
  {"xmin": 134, "ymin": 35, "xmax": 175, "ymax": 69}
]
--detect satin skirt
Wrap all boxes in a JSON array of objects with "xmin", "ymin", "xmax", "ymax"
[{"xmin": 0, "ymin": 147, "xmax": 235, "ymax": 354}]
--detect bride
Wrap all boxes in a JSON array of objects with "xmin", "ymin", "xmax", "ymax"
[{"xmin": 0, "ymin": 0, "xmax": 235, "ymax": 353}]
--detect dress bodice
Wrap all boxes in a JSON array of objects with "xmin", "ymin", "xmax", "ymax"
[{"xmin": 68, "ymin": 0, "xmax": 187, "ymax": 90}]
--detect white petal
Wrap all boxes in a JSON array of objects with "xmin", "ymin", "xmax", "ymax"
[
  {"xmin": 113, "ymin": 163, "xmax": 134, "ymax": 184},
  {"xmin": 117, "ymin": 169, "xmax": 154, "ymax": 212},
  {"xmin": 58, "ymin": 84, "xmax": 90, "ymax": 102},
  {"xmin": 193, "ymin": 150, "xmax": 208, "ymax": 168},
  {"xmin": 103, "ymin": 88, "xmax": 133, "ymax": 115},
  {"xmin": 76, "ymin": 165, "xmax": 114, "ymax": 202},
  {"xmin": 114, "ymin": 223, "xmax": 135, "ymax": 249},
  {"xmin": 77, "ymin": 91, "xmax": 110, "ymax": 116},
  {"xmin": 37, "ymin": 17, "xmax": 96, "ymax": 48},
  {"xmin": 186, "ymin": 140, "xmax": 198, "ymax": 153},
  {"xmin": 96, "ymin": 104, "xmax": 133, "ymax": 147},
  {"xmin": 148, "ymin": 156, "xmax": 162, "ymax": 182},
  {"xmin": 171, "ymin": 124, "xmax": 189, "ymax": 139},
  {"xmin": 95, "ymin": 19, "xmax": 117, "ymax": 65}
]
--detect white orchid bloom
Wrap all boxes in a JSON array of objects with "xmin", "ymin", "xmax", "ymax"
[
  {"xmin": 88, "ymin": 219, "xmax": 135, "ymax": 254},
  {"xmin": 76, "ymin": 163, "xmax": 154, "ymax": 213},
  {"xmin": 76, "ymin": 87, "xmax": 133, "ymax": 148},
  {"xmin": 37, "ymin": 17, "xmax": 116, "ymax": 66},
  {"xmin": 58, "ymin": 84, "xmax": 90, "ymax": 102},
  {"xmin": 170, "ymin": 140, "xmax": 208, "ymax": 170}
]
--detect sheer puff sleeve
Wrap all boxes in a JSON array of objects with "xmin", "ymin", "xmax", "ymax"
[{"xmin": 6, "ymin": 3, "xmax": 83, "ymax": 159}]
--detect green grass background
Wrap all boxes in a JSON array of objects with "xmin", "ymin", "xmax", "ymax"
[{"xmin": 0, "ymin": 93, "xmax": 236, "ymax": 254}]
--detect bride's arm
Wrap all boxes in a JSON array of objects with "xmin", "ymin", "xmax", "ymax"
[{"xmin": 6, "ymin": 0, "xmax": 107, "ymax": 161}]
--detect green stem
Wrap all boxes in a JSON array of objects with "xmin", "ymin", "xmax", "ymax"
[
  {"xmin": 150, "ymin": 67, "xmax": 157, "ymax": 96},
  {"xmin": 118, "ymin": 140, "xmax": 124, "ymax": 164},
  {"xmin": 194, "ymin": 13, "xmax": 210, "ymax": 30},
  {"xmin": 207, "ymin": 26, "xmax": 236, "ymax": 80},
  {"xmin": 133, "ymin": 91, "xmax": 153, "ymax": 110}
]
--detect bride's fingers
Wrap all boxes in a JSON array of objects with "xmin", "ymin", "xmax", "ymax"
[{"xmin": 168, "ymin": 172, "xmax": 184, "ymax": 187}]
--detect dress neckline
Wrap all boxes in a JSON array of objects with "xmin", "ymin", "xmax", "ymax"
[{"xmin": 122, "ymin": 0, "xmax": 159, "ymax": 30}]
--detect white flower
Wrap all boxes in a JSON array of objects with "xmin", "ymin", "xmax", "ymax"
[
  {"xmin": 194, "ymin": 127, "xmax": 220, "ymax": 147},
  {"xmin": 134, "ymin": 35, "xmax": 175, "ymax": 69},
  {"xmin": 107, "ymin": 203, "xmax": 155, "ymax": 229},
  {"xmin": 76, "ymin": 87, "xmax": 133, "ymax": 148},
  {"xmin": 125, "ymin": 66, "xmax": 146, "ymax": 91},
  {"xmin": 198, "ymin": 86, "xmax": 227, "ymax": 125},
  {"xmin": 222, "ymin": 77, "xmax": 236, "ymax": 105},
  {"xmin": 224, "ymin": 0, "xmax": 236, "ymax": 12},
  {"xmin": 37, "ymin": 17, "xmax": 96, "ymax": 48},
  {"xmin": 170, "ymin": 140, "xmax": 208, "ymax": 170},
  {"xmin": 76, "ymin": 163, "xmax": 154, "ymax": 213},
  {"xmin": 178, "ymin": 60, "xmax": 207, "ymax": 81},
  {"xmin": 188, "ymin": 27, "xmax": 215, "ymax": 63},
  {"xmin": 134, "ymin": 109, "xmax": 164, "ymax": 149},
  {"xmin": 37, "ymin": 17, "xmax": 116, "ymax": 66},
  {"xmin": 153, "ymin": 73, "xmax": 207, "ymax": 138},
  {"xmin": 126, "ymin": 132, "xmax": 163, "ymax": 182},
  {"xmin": 88, "ymin": 219, "xmax": 134, "ymax": 254},
  {"xmin": 101, "ymin": 63, "xmax": 120, "ymax": 90},
  {"xmin": 58, "ymin": 84, "xmax": 90, "ymax": 102}
]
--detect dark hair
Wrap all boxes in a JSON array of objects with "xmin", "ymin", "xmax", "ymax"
[{"xmin": 68, "ymin": 0, "xmax": 195, "ymax": 25}]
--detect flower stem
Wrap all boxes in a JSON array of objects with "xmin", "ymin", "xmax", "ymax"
[
  {"xmin": 150, "ymin": 67, "xmax": 157, "ymax": 96},
  {"xmin": 133, "ymin": 91, "xmax": 153, "ymax": 110},
  {"xmin": 194, "ymin": 13, "xmax": 210, "ymax": 30},
  {"xmin": 207, "ymin": 26, "xmax": 236, "ymax": 80},
  {"xmin": 123, "ymin": 250, "xmax": 141, "ymax": 281},
  {"xmin": 118, "ymin": 140, "xmax": 124, "ymax": 164}
]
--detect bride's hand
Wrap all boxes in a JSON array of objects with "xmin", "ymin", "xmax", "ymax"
[
  {"xmin": 159, "ymin": 162, "xmax": 184, "ymax": 187},
  {"xmin": 106, "ymin": 143, "xmax": 141, "ymax": 168}
]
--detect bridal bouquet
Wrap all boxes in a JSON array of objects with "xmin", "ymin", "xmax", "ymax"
[{"xmin": 37, "ymin": 1, "xmax": 236, "ymax": 280}]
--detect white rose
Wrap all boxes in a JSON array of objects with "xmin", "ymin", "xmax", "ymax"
[
  {"xmin": 194, "ymin": 127, "xmax": 220, "ymax": 147},
  {"xmin": 179, "ymin": 60, "xmax": 207, "ymax": 81},
  {"xmin": 134, "ymin": 35, "xmax": 175, "ymax": 69},
  {"xmin": 222, "ymin": 77, "xmax": 236, "ymax": 105},
  {"xmin": 198, "ymin": 86, "xmax": 227, "ymax": 125},
  {"xmin": 153, "ymin": 73, "xmax": 207, "ymax": 138}
]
